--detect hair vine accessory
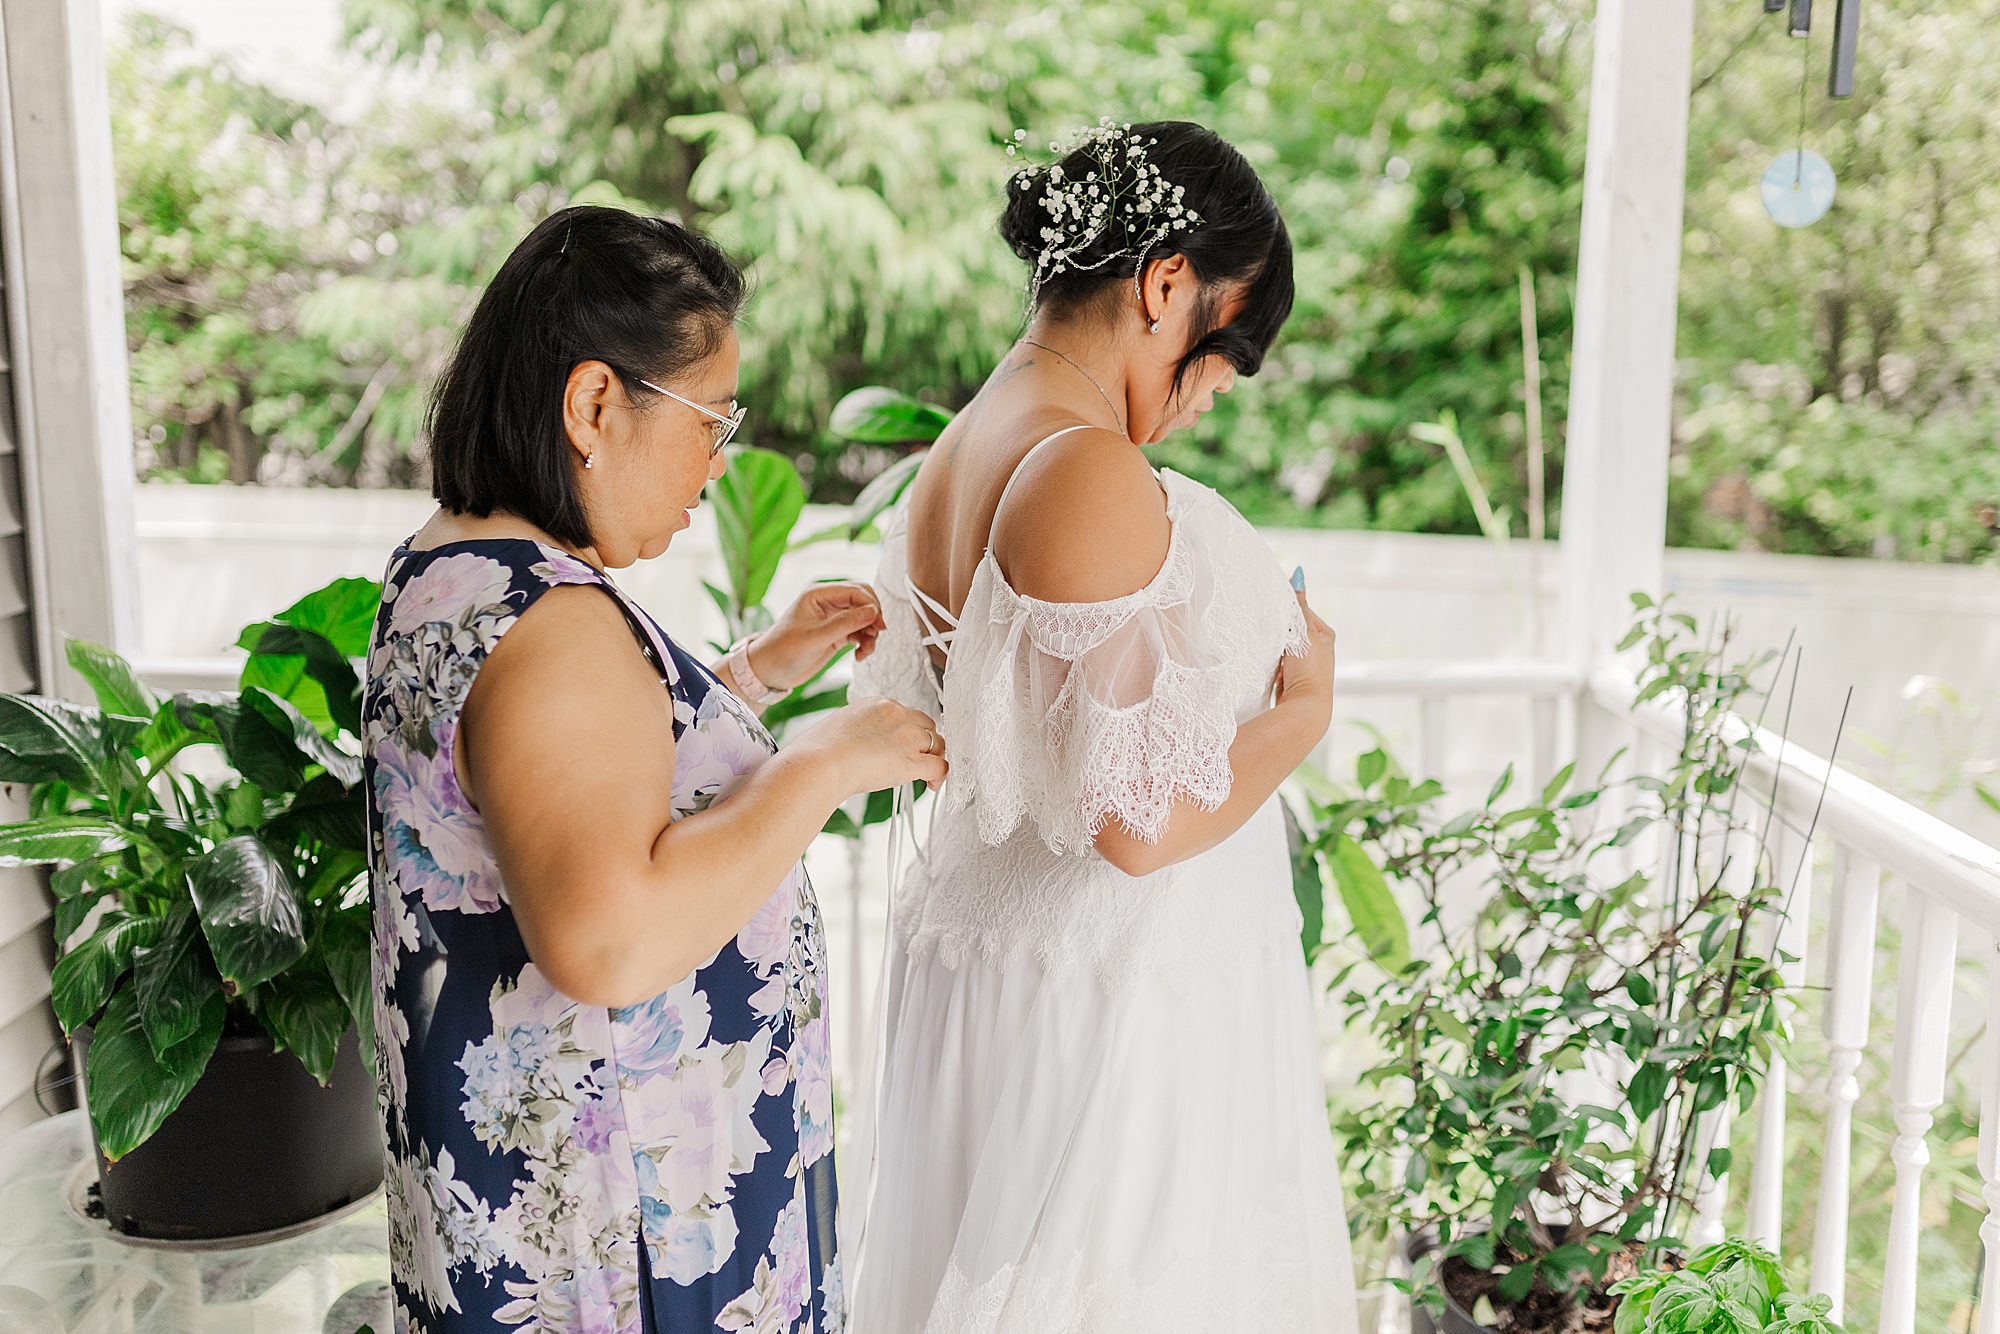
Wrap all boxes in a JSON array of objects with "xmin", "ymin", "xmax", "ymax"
[{"xmin": 1006, "ymin": 118, "xmax": 1204, "ymax": 303}]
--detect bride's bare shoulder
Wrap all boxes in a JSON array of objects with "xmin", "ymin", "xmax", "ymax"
[{"xmin": 991, "ymin": 427, "xmax": 1171, "ymax": 604}]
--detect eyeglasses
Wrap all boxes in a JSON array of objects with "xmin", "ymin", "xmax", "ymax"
[{"xmin": 640, "ymin": 378, "xmax": 746, "ymax": 458}]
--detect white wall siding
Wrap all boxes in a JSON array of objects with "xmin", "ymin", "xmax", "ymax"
[
  {"xmin": 0, "ymin": 215, "xmax": 50, "ymax": 1133},
  {"xmin": 0, "ymin": 0, "xmax": 145, "ymax": 1133}
]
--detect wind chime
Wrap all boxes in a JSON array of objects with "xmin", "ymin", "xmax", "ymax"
[{"xmin": 1758, "ymin": 0, "xmax": 1862, "ymax": 227}]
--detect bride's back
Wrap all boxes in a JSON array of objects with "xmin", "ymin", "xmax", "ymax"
[
  {"xmin": 902, "ymin": 372, "xmax": 1071, "ymax": 618},
  {"xmin": 902, "ymin": 353, "xmax": 1175, "ymax": 667}
]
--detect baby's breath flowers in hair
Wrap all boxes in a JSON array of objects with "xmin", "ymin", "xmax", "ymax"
[{"xmin": 1006, "ymin": 118, "xmax": 1204, "ymax": 302}]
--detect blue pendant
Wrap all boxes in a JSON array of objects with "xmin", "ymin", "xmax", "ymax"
[{"xmin": 1761, "ymin": 149, "xmax": 1837, "ymax": 227}]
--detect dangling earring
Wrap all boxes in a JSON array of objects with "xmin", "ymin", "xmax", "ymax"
[
  {"xmin": 1149, "ymin": 319, "xmax": 1161, "ymax": 335},
  {"xmin": 583, "ymin": 451, "xmax": 596, "ymax": 470}
]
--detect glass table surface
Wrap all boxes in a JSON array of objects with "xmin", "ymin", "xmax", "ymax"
[{"xmin": 0, "ymin": 1112, "xmax": 390, "ymax": 1334}]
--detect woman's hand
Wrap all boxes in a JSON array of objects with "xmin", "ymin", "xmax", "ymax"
[
  {"xmin": 1275, "ymin": 580, "xmax": 1336, "ymax": 733},
  {"xmin": 788, "ymin": 695, "xmax": 948, "ymax": 797},
  {"xmin": 748, "ymin": 581, "xmax": 887, "ymax": 691},
  {"xmin": 464, "ymin": 586, "xmax": 944, "ymax": 1009}
]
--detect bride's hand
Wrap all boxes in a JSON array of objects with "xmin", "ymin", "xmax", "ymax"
[
  {"xmin": 749, "ymin": 581, "xmax": 888, "ymax": 690},
  {"xmin": 1275, "ymin": 578, "xmax": 1336, "ymax": 729}
]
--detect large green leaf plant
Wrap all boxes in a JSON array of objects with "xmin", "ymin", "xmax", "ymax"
[
  {"xmin": 6, "ymin": 580, "xmax": 378, "ymax": 1161},
  {"xmin": 1304, "ymin": 596, "xmax": 1809, "ymax": 1322}
]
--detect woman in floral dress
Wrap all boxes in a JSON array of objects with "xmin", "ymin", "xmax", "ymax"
[{"xmin": 364, "ymin": 207, "xmax": 946, "ymax": 1334}]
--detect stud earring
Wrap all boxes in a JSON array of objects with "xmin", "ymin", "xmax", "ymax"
[
  {"xmin": 584, "ymin": 451, "xmax": 596, "ymax": 470},
  {"xmin": 1149, "ymin": 319, "xmax": 1161, "ymax": 334}
]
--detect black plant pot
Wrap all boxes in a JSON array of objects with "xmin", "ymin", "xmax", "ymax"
[
  {"xmin": 71, "ymin": 1023, "xmax": 384, "ymax": 1241},
  {"xmin": 1406, "ymin": 1230, "xmax": 1496, "ymax": 1334}
]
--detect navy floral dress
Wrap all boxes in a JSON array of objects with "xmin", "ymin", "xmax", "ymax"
[{"xmin": 363, "ymin": 538, "xmax": 842, "ymax": 1334}]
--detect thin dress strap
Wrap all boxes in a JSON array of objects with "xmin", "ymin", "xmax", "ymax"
[
  {"xmin": 906, "ymin": 423, "xmax": 1098, "ymax": 667},
  {"xmin": 991, "ymin": 422, "xmax": 1098, "ymax": 521}
]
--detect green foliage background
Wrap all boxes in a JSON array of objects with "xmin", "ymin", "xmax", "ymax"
[{"xmin": 114, "ymin": 0, "xmax": 2000, "ymax": 562}]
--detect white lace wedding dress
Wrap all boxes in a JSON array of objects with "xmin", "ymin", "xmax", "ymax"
[{"xmin": 845, "ymin": 455, "xmax": 1359, "ymax": 1333}]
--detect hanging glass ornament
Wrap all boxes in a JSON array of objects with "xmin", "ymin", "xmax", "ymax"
[{"xmin": 1761, "ymin": 149, "xmax": 1837, "ymax": 227}]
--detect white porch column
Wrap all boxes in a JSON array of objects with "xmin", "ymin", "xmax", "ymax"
[
  {"xmin": 0, "ymin": 0, "xmax": 141, "ymax": 685},
  {"xmin": 1561, "ymin": 0, "xmax": 1695, "ymax": 671},
  {"xmin": 0, "ymin": 0, "xmax": 140, "ymax": 1135}
]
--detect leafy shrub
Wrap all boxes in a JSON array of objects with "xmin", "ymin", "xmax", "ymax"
[{"xmin": 1307, "ymin": 597, "xmax": 1803, "ymax": 1318}]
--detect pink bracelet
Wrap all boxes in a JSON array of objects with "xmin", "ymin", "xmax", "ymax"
[{"xmin": 725, "ymin": 635, "xmax": 789, "ymax": 705}]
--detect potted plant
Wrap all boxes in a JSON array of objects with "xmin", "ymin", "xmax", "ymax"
[
  {"xmin": 1303, "ymin": 597, "xmax": 1809, "ymax": 1332},
  {"xmin": 1610, "ymin": 1239, "xmax": 1841, "ymax": 1334},
  {"xmin": 4, "ymin": 579, "xmax": 384, "ymax": 1240}
]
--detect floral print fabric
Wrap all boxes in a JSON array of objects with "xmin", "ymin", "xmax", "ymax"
[{"xmin": 364, "ymin": 538, "xmax": 842, "ymax": 1334}]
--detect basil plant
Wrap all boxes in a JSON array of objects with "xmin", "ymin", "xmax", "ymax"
[
  {"xmin": 4, "ymin": 579, "xmax": 379, "ymax": 1161},
  {"xmin": 1610, "ymin": 1239, "xmax": 1842, "ymax": 1334}
]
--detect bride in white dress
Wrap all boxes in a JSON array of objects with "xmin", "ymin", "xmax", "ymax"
[{"xmin": 846, "ymin": 120, "xmax": 1359, "ymax": 1331}]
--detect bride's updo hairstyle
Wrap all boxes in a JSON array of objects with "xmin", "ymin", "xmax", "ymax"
[
  {"xmin": 427, "ymin": 205, "xmax": 745, "ymax": 548},
  {"xmin": 999, "ymin": 121, "xmax": 1293, "ymax": 403}
]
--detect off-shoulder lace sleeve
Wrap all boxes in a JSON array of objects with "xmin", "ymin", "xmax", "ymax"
[
  {"xmin": 849, "ymin": 504, "xmax": 944, "ymax": 718},
  {"xmin": 938, "ymin": 516, "xmax": 1245, "ymax": 856}
]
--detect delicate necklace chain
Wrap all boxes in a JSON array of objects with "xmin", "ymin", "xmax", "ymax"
[{"xmin": 1021, "ymin": 338, "xmax": 1126, "ymax": 437}]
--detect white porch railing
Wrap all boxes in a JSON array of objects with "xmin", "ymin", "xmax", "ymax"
[
  {"xmin": 1592, "ymin": 667, "xmax": 2000, "ymax": 1332},
  {"xmin": 1334, "ymin": 659, "xmax": 1579, "ymax": 792}
]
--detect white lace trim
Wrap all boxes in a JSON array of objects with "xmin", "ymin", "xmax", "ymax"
[{"xmin": 933, "ymin": 471, "xmax": 1307, "ymax": 856}]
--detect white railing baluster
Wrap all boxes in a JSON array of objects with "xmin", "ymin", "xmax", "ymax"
[
  {"xmin": 1531, "ymin": 695, "xmax": 1558, "ymax": 791},
  {"xmin": 1881, "ymin": 886, "xmax": 1961, "ymax": 1334},
  {"xmin": 1419, "ymin": 696, "xmax": 1447, "ymax": 784},
  {"xmin": 1978, "ymin": 937, "xmax": 2000, "ymax": 1334},
  {"xmin": 1749, "ymin": 824, "xmax": 1813, "ymax": 1251},
  {"xmin": 1612, "ymin": 728, "xmax": 1658, "ymax": 885},
  {"xmin": 1810, "ymin": 847, "xmax": 1882, "ymax": 1320},
  {"xmin": 1690, "ymin": 1107, "xmax": 1730, "ymax": 1249}
]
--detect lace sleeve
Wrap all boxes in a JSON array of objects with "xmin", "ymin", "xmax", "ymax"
[
  {"xmin": 938, "ymin": 528, "xmax": 1241, "ymax": 856},
  {"xmin": 848, "ymin": 506, "xmax": 943, "ymax": 718}
]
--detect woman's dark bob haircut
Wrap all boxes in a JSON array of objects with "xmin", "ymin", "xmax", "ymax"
[
  {"xmin": 427, "ymin": 206, "xmax": 746, "ymax": 549},
  {"xmin": 999, "ymin": 121, "xmax": 1294, "ymax": 404}
]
